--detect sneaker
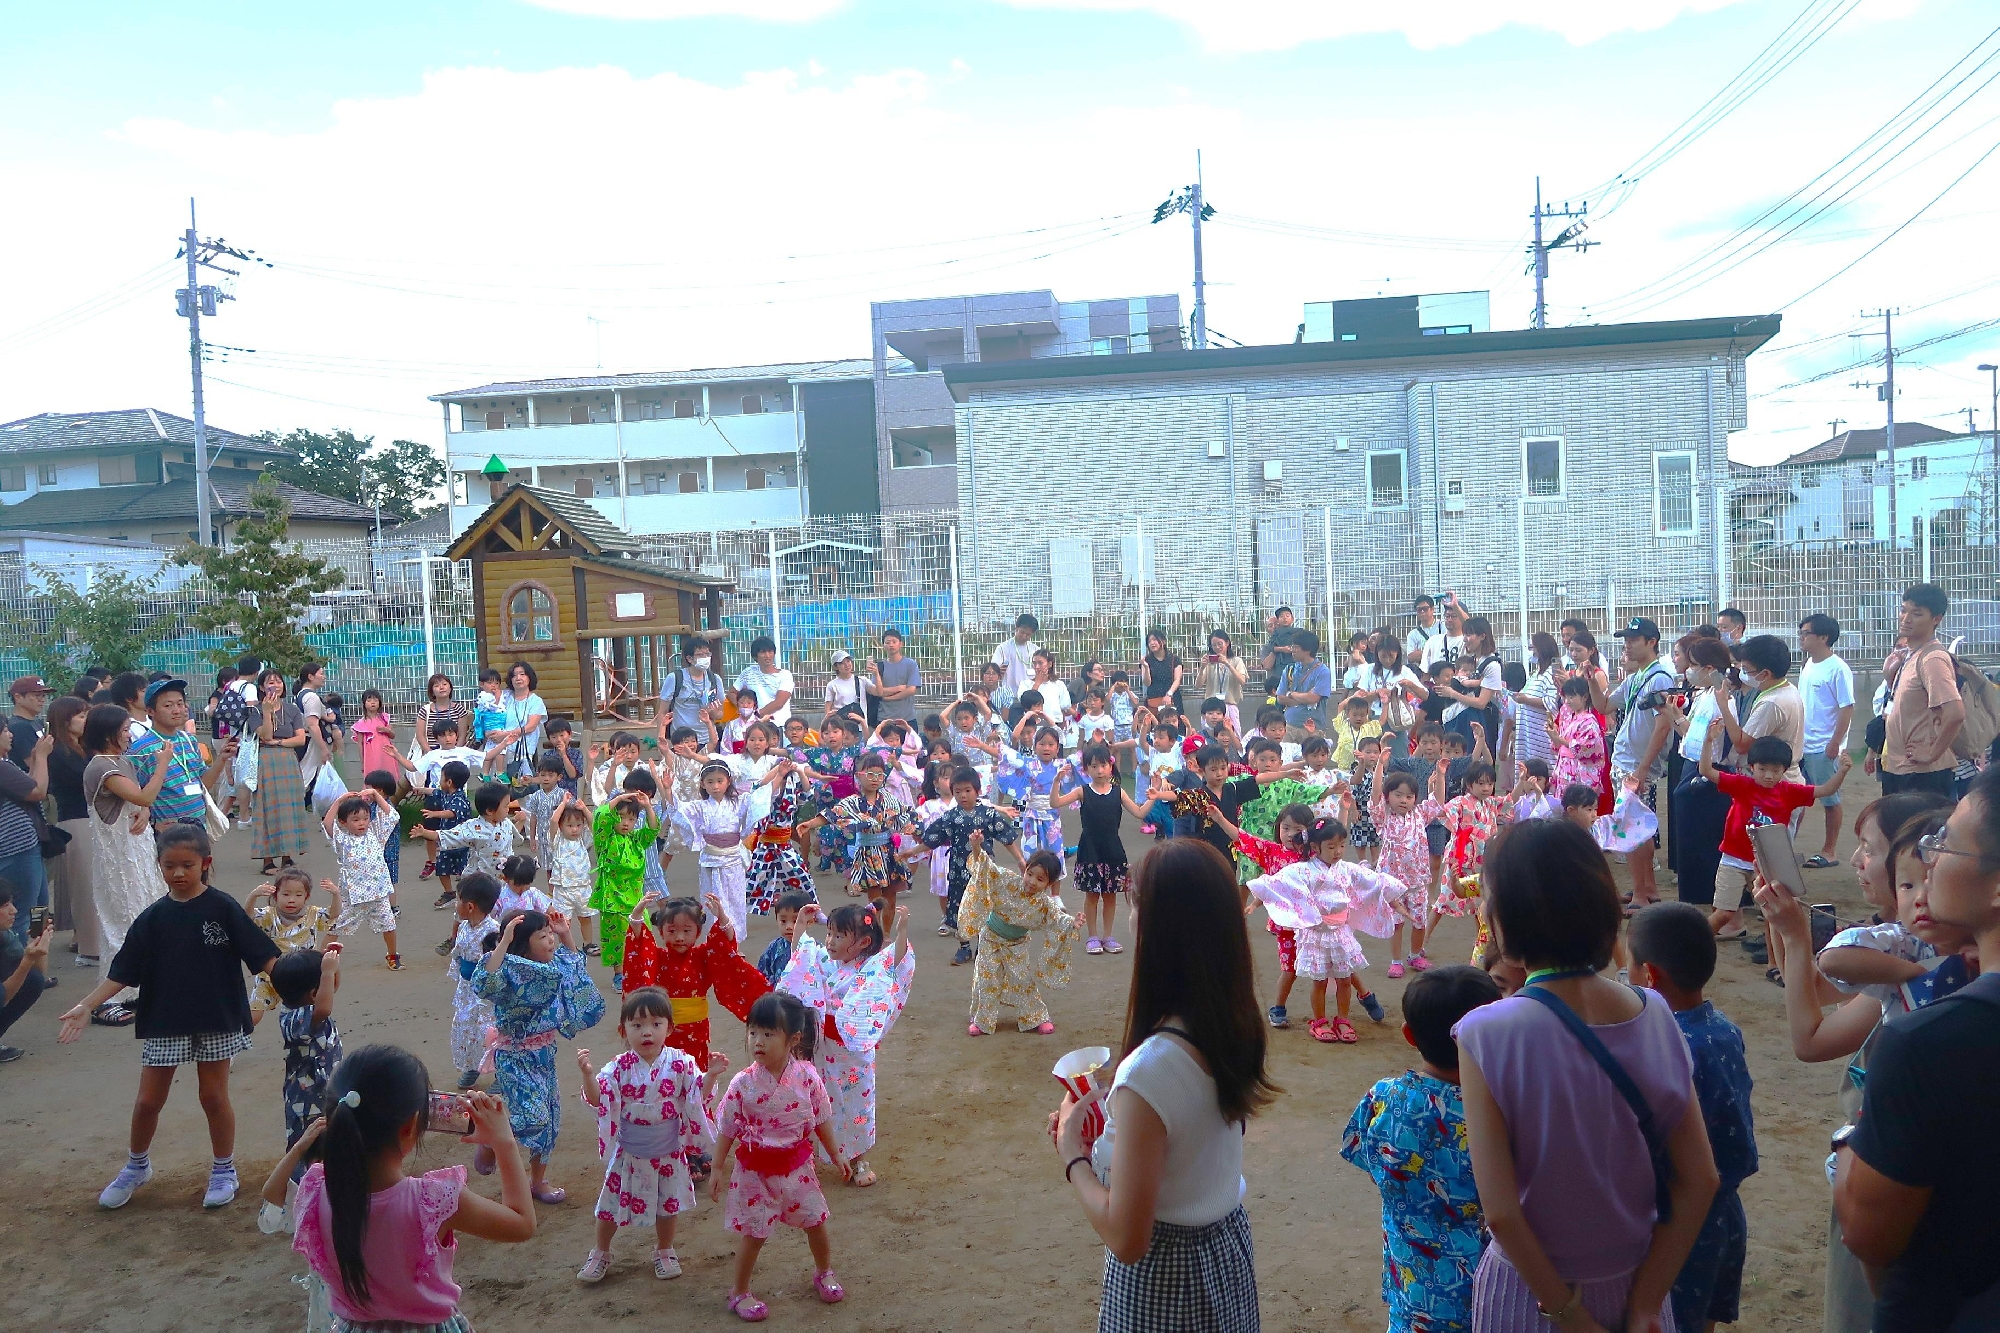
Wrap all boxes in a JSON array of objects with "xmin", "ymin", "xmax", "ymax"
[
  {"xmin": 1358, "ymin": 991, "xmax": 1386, "ymax": 1023},
  {"xmin": 951, "ymin": 943, "xmax": 974, "ymax": 967},
  {"xmin": 653, "ymin": 1247, "xmax": 683, "ymax": 1280},
  {"xmin": 75, "ymin": 955, "xmax": 99, "ymax": 968},
  {"xmin": 203, "ymin": 1166, "xmax": 239, "ymax": 1209},
  {"xmin": 456, "ymin": 1068, "xmax": 481, "ymax": 1090},
  {"xmin": 384, "ymin": 954, "xmax": 403, "ymax": 971},
  {"xmin": 0, "ymin": 1045, "xmax": 23, "ymax": 1063},
  {"xmin": 611, "ymin": 971, "xmax": 624, "ymax": 991},
  {"xmin": 421, "ymin": 862, "xmax": 438, "ymax": 883},
  {"xmin": 1385, "ymin": 960, "xmax": 1406, "ymax": 979},
  {"xmin": 434, "ymin": 940, "xmax": 453, "ymax": 957},
  {"xmin": 578, "ymin": 1250, "xmax": 610, "ymax": 1283},
  {"xmin": 1266, "ymin": 1005, "xmax": 1289, "ymax": 1029},
  {"xmin": 99, "ymin": 1161, "xmax": 154, "ymax": 1209},
  {"xmin": 936, "ymin": 923, "xmax": 953, "ymax": 937}
]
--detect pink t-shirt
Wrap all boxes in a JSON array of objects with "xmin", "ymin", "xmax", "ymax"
[
  {"xmin": 294, "ymin": 1163, "xmax": 465, "ymax": 1325},
  {"xmin": 353, "ymin": 715, "xmax": 399, "ymax": 780}
]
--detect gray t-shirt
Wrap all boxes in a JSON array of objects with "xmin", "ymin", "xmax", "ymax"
[
  {"xmin": 1610, "ymin": 659, "xmax": 1679, "ymax": 783},
  {"xmin": 663, "ymin": 669, "xmax": 723, "ymax": 733},
  {"xmin": 874, "ymin": 656, "xmax": 921, "ymax": 721}
]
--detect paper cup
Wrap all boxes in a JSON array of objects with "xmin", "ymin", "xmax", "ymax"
[{"xmin": 1053, "ymin": 1046, "xmax": 1112, "ymax": 1149}]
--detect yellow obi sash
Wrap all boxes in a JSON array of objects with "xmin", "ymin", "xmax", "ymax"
[{"xmin": 670, "ymin": 996, "xmax": 711, "ymax": 1025}]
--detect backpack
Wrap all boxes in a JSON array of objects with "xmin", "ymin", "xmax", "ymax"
[
  {"xmin": 1951, "ymin": 657, "xmax": 2000, "ymax": 760},
  {"xmin": 212, "ymin": 686, "xmax": 249, "ymax": 739}
]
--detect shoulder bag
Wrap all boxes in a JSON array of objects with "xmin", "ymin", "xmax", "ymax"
[{"xmin": 1521, "ymin": 984, "xmax": 1674, "ymax": 1222}]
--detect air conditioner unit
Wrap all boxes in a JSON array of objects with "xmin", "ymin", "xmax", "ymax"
[
  {"xmin": 1207, "ymin": 442, "xmax": 1226, "ymax": 459},
  {"xmin": 1263, "ymin": 460, "xmax": 1283, "ymax": 482},
  {"xmin": 1444, "ymin": 479, "xmax": 1466, "ymax": 514},
  {"xmin": 1335, "ymin": 436, "xmax": 1350, "ymax": 452}
]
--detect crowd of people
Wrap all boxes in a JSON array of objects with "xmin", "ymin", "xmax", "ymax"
[{"xmin": 7, "ymin": 579, "xmax": 1998, "ymax": 1331}]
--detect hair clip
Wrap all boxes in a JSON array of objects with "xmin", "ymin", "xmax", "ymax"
[{"xmin": 338, "ymin": 1090, "xmax": 361, "ymax": 1108}]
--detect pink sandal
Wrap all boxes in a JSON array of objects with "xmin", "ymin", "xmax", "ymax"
[
  {"xmin": 531, "ymin": 1183, "xmax": 567, "ymax": 1205},
  {"xmin": 1308, "ymin": 1018, "xmax": 1339, "ymax": 1043},
  {"xmin": 727, "ymin": 1292, "xmax": 769, "ymax": 1322},
  {"xmin": 1330, "ymin": 1016, "xmax": 1359, "ymax": 1043},
  {"xmin": 814, "ymin": 1269, "xmax": 846, "ymax": 1304},
  {"xmin": 968, "ymin": 1023, "xmax": 986, "ymax": 1036},
  {"xmin": 1033, "ymin": 1021, "xmax": 1056, "ymax": 1035}
]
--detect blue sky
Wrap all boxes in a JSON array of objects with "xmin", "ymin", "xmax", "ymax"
[{"xmin": 2, "ymin": 0, "xmax": 1995, "ymax": 462}]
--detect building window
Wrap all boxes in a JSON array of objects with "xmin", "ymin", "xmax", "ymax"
[
  {"xmin": 1911, "ymin": 456, "xmax": 1929, "ymax": 480},
  {"xmin": 1523, "ymin": 436, "xmax": 1564, "ymax": 497},
  {"xmin": 1366, "ymin": 451, "xmax": 1406, "ymax": 509},
  {"xmin": 1654, "ymin": 451, "xmax": 1697, "ymax": 535},
  {"xmin": 99, "ymin": 455, "xmax": 137, "ymax": 486},
  {"xmin": 35, "ymin": 465, "xmax": 57, "ymax": 486},
  {"xmin": 0, "ymin": 467, "xmax": 22, "ymax": 492},
  {"xmin": 451, "ymin": 474, "xmax": 470, "ymax": 506},
  {"xmin": 485, "ymin": 411, "xmax": 505, "ymax": 431},
  {"xmin": 502, "ymin": 581, "xmax": 561, "ymax": 649}
]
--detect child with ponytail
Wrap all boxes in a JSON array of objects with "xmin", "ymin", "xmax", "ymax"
[{"xmin": 262, "ymin": 1044, "xmax": 536, "ymax": 1332}]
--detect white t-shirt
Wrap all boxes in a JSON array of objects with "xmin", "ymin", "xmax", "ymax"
[
  {"xmin": 991, "ymin": 638, "xmax": 1040, "ymax": 695},
  {"xmin": 416, "ymin": 746, "xmax": 487, "ymax": 788},
  {"xmin": 735, "ymin": 665, "xmax": 796, "ymax": 727},
  {"xmin": 1799, "ymin": 653, "xmax": 1856, "ymax": 754},
  {"xmin": 1405, "ymin": 622, "xmax": 1442, "ymax": 665},
  {"xmin": 824, "ymin": 674, "xmax": 863, "ymax": 716},
  {"xmin": 1681, "ymin": 689, "xmax": 1722, "ymax": 763},
  {"xmin": 1091, "ymin": 1033, "xmax": 1245, "ymax": 1228},
  {"xmin": 1356, "ymin": 663, "xmax": 1424, "ymax": 725},
  {"xmin": 1419, "ymin": 633, "xmax": 1465, "ymax": 674},
  {"xmin": 1029, "ymin": 678, "xmax": 1073, "ymax": 722}
]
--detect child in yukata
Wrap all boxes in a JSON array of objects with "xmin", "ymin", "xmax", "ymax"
[
  {"xmin": 590, "ymin": 787, "xmax": 661, "ymax": 989},
  {"xmin": 793, "ymin": 713, "xmax": 863, "ymax": 874},
  {"xmin": 322, "ymin": 788, "xmax": 403, "ymax": 970},
  {"xmin": 574, "ymin": 987, "xmax": 729, "ymax": 1285},
  {"xmin": 779, "ymin": 900, "xmax": 914, "ymax": 1190},
  {"xmin": 446, "ymin": 874, "xmax": 502, "ymax": 1089},
  {"xmin": 472, "ymin": 908, "xmax": 606, "ymax": 1203},
  {"xmin": 746, "ymin": 758, "xmax": 816, "ymax": 918},
  {"xmin": 994, "ymin": 726, "xmax": 1078, "ymax": 861},
  {"xmin": 621, "ymin": 893, "xmax": 770, "ymax": 1078},
  {"xmin": 1431, "ymin": 759, "xmax": 1511, "ymax": 933},
  {"xmin": 759, "ymin": 891, "xmax": 814, "ymax": 987},
  {"xmin": 919, "ymin": 766, "xmax": 1023, "ymax": 966},
  {"xmin": 246, "ymin": 868, "xmax": 334, "ymax": 1026},
  {"xmin": 669, "ymin": 760, "xmax": 757, "ymax": 941},
  {"xmin": 958, "ymin": 846, "xmax": 1080, "ymax": 1036},
  {"xmin": 832, "ymin": 752, "xmax": 919, "ymax": 920}
]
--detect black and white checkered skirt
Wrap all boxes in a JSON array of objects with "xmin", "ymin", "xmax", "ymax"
[
  {"xmin": 1099, "ymin": 1205, "xmax": 1258, "ymax": 1333},
  {"xmin": 141, "ymin": 1030, "xmax": 254, "ymax": 1067}
]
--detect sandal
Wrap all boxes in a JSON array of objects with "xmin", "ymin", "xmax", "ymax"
[
  {"xmin": 1766, "ymin": 966, "xmax": 1786, "ymax": 987},
  {"xmin": 1330, "ymin": 1016, "xmax": 1359, "ymax": 1044},
  {"xmin": 814, "ymin": 1269, "xmax": 846, "ymax": 1304},
  {"xmin": 531, "ymin": 1183, "xmax": 567, "ymax": 1205},
  {"xmin": 1308, "ymin": 1018, "xmax": 1339, "ymax": 1043},
  {"xmin": 1033, "ymin": 1021, "xmax": 1056, "ymax": 1035},
  {"xmin": 90, "ymin": 1002, "xmax": 136, "ymax": 1028},
  {"xmin": 1085, "ymin": 937, "xmax": 1103, "ymax": 955},
  {"xmin": 849, "ymin": 1160, "xmax": 878, "ymax": 1188},
  {"xmin": 726, "ymin": 1292, "xmax": 769, "ymax": 1323},
  {"xmin": 968, "ymin": 1023, "xmax": 986, "ymax": 1036},
  {"xmin": 1714, "ymin": 927, "xmax": 1748, "ymax": 941},
  {"xmin": 1803, "ymin": 854, "xmax": 1837, "ymax": 869}
]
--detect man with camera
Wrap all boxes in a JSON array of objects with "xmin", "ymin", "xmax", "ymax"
[
  {"xmin": 1611, "ymin": 617, "xmax": 1678, "ymax": 910},
  {"xmin": 0, "ymin": 884, "xmax": 52, "ymax": 1063}
]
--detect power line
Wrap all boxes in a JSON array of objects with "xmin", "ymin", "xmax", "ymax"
[{"xmin": 0, "ymin": 261, "xmax": 181, "ymax": 350}]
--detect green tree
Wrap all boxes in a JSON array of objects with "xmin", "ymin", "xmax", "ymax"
[
  {"xmin": 174, "ymin": 474, "xmax": 344, "ymax": 674},
  {"xmin": 261, "ymin": 427, "xmax": 446, "ymax": 523},
  {"xmin": 2, "ymin": 566, "xmax": 163, "ymax": 683}
]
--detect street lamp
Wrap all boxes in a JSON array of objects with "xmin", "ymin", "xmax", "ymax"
[{"xmin": 1982, "ymin": 364, "xmax": 1998, "ymax": 544}]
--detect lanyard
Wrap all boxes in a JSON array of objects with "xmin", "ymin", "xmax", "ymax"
[{"xmin": 1525, "ymin": 967, "xmax": 1596, "ymax": 986}]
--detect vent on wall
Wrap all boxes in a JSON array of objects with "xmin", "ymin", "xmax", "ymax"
[{"xmin": 1444, "ymin": 478, "xmax": 1466, "ymax": 514}]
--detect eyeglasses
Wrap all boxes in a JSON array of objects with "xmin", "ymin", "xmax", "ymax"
[{"xmin": 1916, "ymin": 829, "xmax": 2000, "ymax": 867}]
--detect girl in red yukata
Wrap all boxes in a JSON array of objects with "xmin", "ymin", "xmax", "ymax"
[{"xmin": 712, "ymin": 991, "xmax": 851, "ymax": 1322}]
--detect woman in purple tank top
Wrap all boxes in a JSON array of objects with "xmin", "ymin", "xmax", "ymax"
[{"xmin": 1454, "ymin": 818, "xmax": 1718, "ymax": 1333}]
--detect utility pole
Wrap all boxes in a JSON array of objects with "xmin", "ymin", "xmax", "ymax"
[
  {"xmin": 1979, "ymin": 363, "xmax": 1998, "ymax": 542},
  {"xmin": 1828, "ymin": 417, "xmax": 1846, "ymax": 443},
  {"xmin": 1526, "ymin": 177, "xmax": 1593, "ymax": 330},
  {"xmin": 1152, "ymin": 155, "xmax": 1216, "ymax": 350},
  {"xmin": 1852, "ymin": 311, "xmax": 1901, "ymax": 548},
  {"xmin": 176, "ymin": 199, "xmax": 268, "ymax": 546}
]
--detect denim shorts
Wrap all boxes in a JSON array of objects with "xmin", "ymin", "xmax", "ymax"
[{"xmin": 1800, "ymin": 752, "xmax": 1842, "ymax": 807}]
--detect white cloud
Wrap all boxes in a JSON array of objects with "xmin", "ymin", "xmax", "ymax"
[
  {"xmin": 520, "ymin": 0, "xmax": 846, "ymax": 19},
  {"xmin": 992, "ymin": 0, "xmax": 1755, "ymax": 53}
]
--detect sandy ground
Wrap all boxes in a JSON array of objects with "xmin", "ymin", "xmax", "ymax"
[{"xmin": 1, "ymin": 774, "xmax": 1875, "ymax": 1333}]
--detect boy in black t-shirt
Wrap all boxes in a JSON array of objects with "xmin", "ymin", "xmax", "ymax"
[{"xmin": 59, "ymin": 824, "xmax": 279, "ymax": 1213}]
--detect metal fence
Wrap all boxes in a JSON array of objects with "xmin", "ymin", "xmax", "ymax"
[{"xmin": 4, "ymin": 451, "xmax": 1991, "ymax": 727}]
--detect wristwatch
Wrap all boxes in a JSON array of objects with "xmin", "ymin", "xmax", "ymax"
[{"xmin": 1830, "ymin": 1123, "xmax": 1857, "ymax": 1154}]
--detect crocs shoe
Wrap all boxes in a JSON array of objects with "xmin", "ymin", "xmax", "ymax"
[
  {"xmin": 1101, "ymin": 937, "xmax": 1123, "ymax": 954},
  {"xmin": 814, "ymin": 1269, "xmax": 846, "ymax": 1304},
  {"xmin": 1033, "ymin": 1021, "xmax": 1056, "ymax": 1035},
  {"xmin": 653, "ymin": 1247, "xmax": 682, "ymax": 1280},
  {"xmin": 1084, "ymin": 937, "xmax": 1103, "ymax": 955},
  {"xmin": 1266, "ymin": 1005, "xmax": 1289, "ymax": 1029},
  {"xmin": 1385, "ymin": 960, "xmax": 1406, "ymax": 979},
  {"xmin": 1408, "ymin": 954, "xmax": 1432, "ymax": 972},
  {"xmin": 578, "ymin": 1250, "xmax": 610, "ymax": 1283},
  {"xmin": 99, "ymin": 1161, "xmax": 154, "ymax": 1210},
  {"xmin": 727, "ymin": 1292, "xmax": 769, "ymax": 1322},
  {"xmin": 1358, "ymin": 990, "xmax": 1387, "ymax": 1023}
]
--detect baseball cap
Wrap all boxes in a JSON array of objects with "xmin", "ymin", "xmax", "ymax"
[
  {"xmin": 8, "ymin": 676, "xmax": 50, "ymax": 698},
  {"xmin": 143, "ymin": 677, "xmax": 190, "ymax": 705},
  {"xmin": 830, "ymin": 650, "xmax": 854, "ymax": 665},
  {"xmin": 1615, "ymin": 616, "xmax": 1662, "ymax": 641}
]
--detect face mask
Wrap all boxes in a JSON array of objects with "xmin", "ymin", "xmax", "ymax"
[{"xmin": 691, "ymin": 655, "xmax": 710, "ymax": 668}]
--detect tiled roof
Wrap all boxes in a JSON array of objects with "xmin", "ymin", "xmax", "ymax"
[
  {"xmin": 430, "ymin": 358, "xmax": 883, "ymax": 401},
  {"xmin": 514, "ymin": 484, "xmax": 640, "ymax": 556},
  {"xmin": 1782, "ymin": 422, "xmax": 1959, "ymax": 465},
  {"xmin": 0, "ymin": 475, "xmax": 375, "ymax": 533},
  {"xmin": 0, "ymin": 408, "xmax": 292, "ymax": 459}
]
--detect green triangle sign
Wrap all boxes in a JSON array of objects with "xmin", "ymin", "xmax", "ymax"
[{"xmin": 481, "ymin": 454, "xmax": 509, "ymax": 477}]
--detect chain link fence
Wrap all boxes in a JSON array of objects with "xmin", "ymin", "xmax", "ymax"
[{"xmin": 3, "ymin": 449, "xmax": 1990, "ymax": 727}]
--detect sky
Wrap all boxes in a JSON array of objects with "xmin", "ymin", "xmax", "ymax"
[{"xmin": 2, "ymin": 0, "xmax": 1997, "ymax": 466}]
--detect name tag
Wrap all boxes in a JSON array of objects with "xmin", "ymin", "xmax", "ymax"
[{"xmin": 183, "ymin": 783, "xmax": 205, "ymax": 797}]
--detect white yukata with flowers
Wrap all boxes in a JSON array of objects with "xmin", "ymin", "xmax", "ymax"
[
  {"xmin": 778, "ymin": 934, "xmax": 914, "ymax": 1162},
  {"xmin": 588, "ymin": 1047, "xmax": 716, "ymax": 1227},
  {"xmin": 1246, "ymin": 859, "xmax": 1413, "ymax": 980},
  {"xmin": 329, "ymin": 807, "xmax": 399, "ymax": 937},
  {"xmin": 431, "ymin": 815, "xmax": 518, "ymax": 881},
  {"xmin": 448, "ymin": 913, "xmax": 500, "ymax": 1077}
]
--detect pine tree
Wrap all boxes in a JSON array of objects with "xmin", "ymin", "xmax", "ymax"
[{"xmin": 174, "ymin": 474, "xmax": 344, "ymax": 673}]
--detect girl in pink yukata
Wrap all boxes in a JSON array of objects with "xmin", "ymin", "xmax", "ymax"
[
  {"xmin": 575, "ymin": 987, "xmax": 730, "ymax": 1285},
  {"xmin": 1547, "ymin": 674, "xmax": 1607, "ymax": 803},
  {"xmin": 1244, "ymin": 817, "xmax": 1416, "ymax": 1044},
  {"xmin": 1430, "ymin": 758, "xmax": 1511, "ymax": 931},
  {"xmin": 1360, "ymin": 753, "xmax": 1444, "ymax": 978},
  {"xmin": 711, "ymin": 990, "xmax": 852, "ymax": 1321},
  {"xmin": 777, "ymin": 899, "xmax": 914, "ymax": 1191}
]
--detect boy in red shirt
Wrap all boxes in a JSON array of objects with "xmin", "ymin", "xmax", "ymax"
[{"xmin": 1699, "ymin": 725, "xmax": 1850, "ymax": 934}]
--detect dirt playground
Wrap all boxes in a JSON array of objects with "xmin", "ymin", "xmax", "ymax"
[{"xmin": 1, "ymin": 778, "xmax": 1876, "ymax": 1332}]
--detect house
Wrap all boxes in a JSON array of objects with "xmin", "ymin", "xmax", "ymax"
[
  {"xmin": 428, "ymin": 359, "xmax": 883, "ymax": 537},
  {"xmin": 871, "ymin": 290, "xmax": 1183, "ymax": 513},
  {"xmin": 0, "ymin": 408, "xmax": 379, "ymax": 545},
  {"xmin": 940, "ymin": 299, "xmax": 1780, "ymax": 636},
  {"xmin": 1755, "ymin": 424, "xmax": 1992, "ymax": 549}
]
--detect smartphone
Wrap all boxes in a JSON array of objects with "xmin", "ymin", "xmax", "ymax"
[
  {"xmin": 1750, "ymin": 822, "xmax": 1808, "ymax": 900},
  {"xmin": 425, "ymin": 1090, "xmax": 472, "ymax": 1136},
  {"xmin": 28, "ymin": 905, "xmax": 51, "ymax": 934}
]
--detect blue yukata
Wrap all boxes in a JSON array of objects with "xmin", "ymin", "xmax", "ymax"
[
  {"xmin": 919, "ymin": 803, "xmax": 1020, "ymax": 931},
  {"xmin": 791, "ymin": 743, "xmax": 860, "ymax": 873},
  {"xmin": 756, "ymin": 934, "xmax": 793, "ymax": 988},
  {"xmin": 1341, "ymin": 1070, "xmax": 1486, "ymax": 1333},
  {"xmin": 425, "ymin": 789, "xmax": 474, "ymax": 877},
  {"xmin": 994, "ymin": 748, "xmax": 1078, "ymax": 859},
  {"xmin": 1671, "ymin": 1001, "xmax": 1758, "ymax": 1332},
  {"xmin": 471, "ymin": 948, "xmax": 606, "ymax": 1160}
]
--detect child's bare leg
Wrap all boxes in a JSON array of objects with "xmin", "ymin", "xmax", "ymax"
[
  {"xmin": 1274, "ymin": 970, "xmax": 1296, "ymax": 1009},
  {"xmin": 194, "ymin": 1058, "xmax": 236, "ymax": 1158},
  {"xmin": 1391, "ymin": 923, "xmax": 1407, "ymax": 959},
  {"xmin": 732, "ymin": 1236, "xmax": 766, "ymax": 1295},
  {"xmin": 530, "ymin": 1154, "xmax": 550, "ymax": 1190},
  {"xmin": 655, "ymin": 1215, "xmax": 677, "ymax": 1250},
  {"xmin": 1311, "ymin": 978, "xmax": 1329, "ymax": 1021},
  {"xmin": 130, "ymin": 1065, "xmax": 175, "ymax": 1154},
  {"xmin": 594, "ymin": 1215, "xmax": 618, "ymax": 1250},
  {"xmin": 1101, "ymin": 893, "xmax": 1118, "ymax": 938},
  {"xmin": 382, "ymin": 927, "xmax": 399, "ymax": 960},
  {"xmin": 1334, "ymin": 978, "xmax": 1351, "ymax": 1019},
  {"xmin": 806, "ymin": 1222, "xmax": 833, "ymax": 1271}
]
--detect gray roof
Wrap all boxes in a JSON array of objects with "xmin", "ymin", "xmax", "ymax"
[
  {"xmin": 0, "ymin": 474, "xmax": 376, "ymax": 533},
  {"xmin": 1782, "ymin": 422, "xmax": 1958, "ymax": 465},
  {"xmin": 942, "ymin": 315, "xmax": 1783, "ymax": 400},
  {"xmin": 431, "ymin": 358, "xmax": 883, "ymax": 402},
  {"xmin": 513, "ymin": 484, "xmax": 641, "ymax": 556},
  {"xmin": 0, "ymin": 408, "xmax": 291, "ymax": 459}
]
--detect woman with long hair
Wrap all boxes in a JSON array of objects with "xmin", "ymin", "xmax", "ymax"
[
  {"xmin": 1458, "ymin": 819, "xmax": 1717, "ymax": 1331},
  {"xmin": 1053, "ymin": 838, "xmax": 1276, "ymax": 1332},
  {"xmin": 1563, "ymin": 630, "xmax": 1615, "ymax": 814},
  {"xmin": 1193, "ymin": 631, "xmax": 1249, "ymax": 735},
  {"xmin": 1513, "ymin": 633, "xmax": 1563, "ymax": 770},
  {"xmin": 294, "ymin": 661, "xmax": 332, "ymax": 789},
  {"xmin": 79, "ymin": 704, "xmax": 168, "ymax": 1020},
  {"xmin": 1361, "ymin": 633, "xmax": 1427, "ymax": 756},
  {"xmin": 45, "ymin": 694, "xmax": 101, "ymax": 964},
  {"xmin": 254, "ymin": 668, "xmax": 314, "ymax": 873}
]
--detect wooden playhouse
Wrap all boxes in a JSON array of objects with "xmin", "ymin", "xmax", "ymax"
[{"xmin": 445, "ymin": 484, "xmax": 735, "ymax": 730}]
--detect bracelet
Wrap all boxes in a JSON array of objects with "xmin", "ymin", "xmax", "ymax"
[
  {"xmin": 1536, "ymin": 1283, "xmax": 1583, "ymax": 1324},
  {"xmin": 1064, "ymin": 1154, "xmax": 1092, "ymax": 1184}
]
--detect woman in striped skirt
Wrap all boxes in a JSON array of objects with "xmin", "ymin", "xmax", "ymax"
[
  {"xmin": 251, "ymin": 668, "xmax": 314, "ymax": 872},
  {"xmin": 1051, "ymin": 838, "xmax": 1274, "ymax": 1333}
]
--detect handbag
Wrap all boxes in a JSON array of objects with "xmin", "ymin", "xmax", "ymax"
[
  {"xmin": 1521, "ymin": 984, "xmax": 1674, "ymax": 1222},
  {"xmin": 203, "ymin": 789, "xmax": 230, "ymax": 841}
]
